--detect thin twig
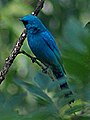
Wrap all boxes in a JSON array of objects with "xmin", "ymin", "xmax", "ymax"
[
  {"xmin": 19, "ymin": 50, "xmax": 45, "ymax": 70},
  {"xmin": 19, "ymin": 50, "xmax": 56, "ymax": 81},
  {"xmin": 0, "ymin": 0, "xmax": 45, "ymax": 84}
]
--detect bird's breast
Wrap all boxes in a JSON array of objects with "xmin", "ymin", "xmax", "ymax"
[
  {"xmin": 27, "ymin": 33, "xmax": 41, "ymax": 51},
  {"xmin": 27, "ymin": 33, "xmax": 45, "ymax": 59},
  {"xmin": 27, "ymin": 32, "xmax": 60, "ymax": 66}
]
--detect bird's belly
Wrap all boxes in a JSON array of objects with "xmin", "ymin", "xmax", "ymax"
[
  {"xmin": 28, "ymin": 36, "xmax": 47, "ymax": 62},
  {"xmin": 27, "ymin": 34, "xmax": 59, "ymax": 66}
]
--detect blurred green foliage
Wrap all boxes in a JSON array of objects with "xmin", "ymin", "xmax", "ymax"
[{"xmin": 0, "ymin": 0, "xmax": 90, "ymax": 120}]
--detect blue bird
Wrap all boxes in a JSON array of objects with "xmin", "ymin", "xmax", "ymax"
[{"xmin": 20, "ymin": 14, "xmax": 74, "ymax": 103}]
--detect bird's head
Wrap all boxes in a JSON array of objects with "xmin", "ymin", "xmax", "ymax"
[{"xmin": 19, "ymin": 14, "xmax": 46, "ymax": 33}]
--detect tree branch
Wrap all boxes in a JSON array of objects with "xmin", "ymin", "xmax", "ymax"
[
  {"xmin": 32, "ymin": 0, "xmax": 44, "ymax": 16},
  {"xmin": 19, "ymin": 50, "xmax": 56, "ymax": 81},
  {"xmin": 0, "ymin": 0, "xmax": 45, "ymax": 84},
  {"xmin": 19, "ymin": 50, "xmax": 45, "ymax": 70},
  {"xmin": 0, "ymin": 29, "xmax": 26, "ymax": 84}
]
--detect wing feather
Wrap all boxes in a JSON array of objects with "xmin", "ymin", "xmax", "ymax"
[{"xmin": 41, "ymin": 30, "xmax": 62, "ymax": 64}]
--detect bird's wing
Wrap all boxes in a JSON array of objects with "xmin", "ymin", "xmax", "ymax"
[{"xmin": 41, "ymin": 30, "xmax": 63, "ymax": 65}]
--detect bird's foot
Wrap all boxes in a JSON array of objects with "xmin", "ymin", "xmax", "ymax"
[
  {"xmin": 42, "ymin": 66, "xmax": 56, "ymax": 81},
  {"xmin": 42, "ymin": 67, "xmax": 48, "ymax": 73},
  {"xmin": 31, "ymin": 57, "xmax": 37, "ymax": 63}
]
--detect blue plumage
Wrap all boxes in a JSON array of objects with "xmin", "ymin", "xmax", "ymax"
[{"xmin": 20, "ymin": 14, "xmax": 74, "ymax": 103}]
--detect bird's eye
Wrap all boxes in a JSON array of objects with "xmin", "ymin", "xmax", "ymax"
[
  {"xmin": 34, "ymin": 28, "xmax": 38, "ymax": 31},
  {"xmin": 23, "ymin": 21, "xmax": 28, "ymax": 26}
]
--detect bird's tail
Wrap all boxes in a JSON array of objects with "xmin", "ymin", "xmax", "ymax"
[{"xmin": 52, "ymin": 67, "xmax": 74, "ymax": 104}]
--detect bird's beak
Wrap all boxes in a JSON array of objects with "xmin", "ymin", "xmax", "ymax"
[
  {"xmin": 19, "ymin": 17, "xmax": 27, "ymax": 26},
  {"xmin": 19, "ymin": 18, "xmax": 23, "ymax": 21}
]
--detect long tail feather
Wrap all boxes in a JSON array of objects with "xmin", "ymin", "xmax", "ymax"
[{"xmin": 52, "ymin": 68, "xmax": 74, "ymax": 104}]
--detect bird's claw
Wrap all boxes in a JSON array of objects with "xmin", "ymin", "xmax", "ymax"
[
  {"xmin": 31, "ymin": 57, "xmax": 37, "ymax": 63},
  {"xmin": 42, "ymin": 67, "xmax": 48, "ymax": 73}
]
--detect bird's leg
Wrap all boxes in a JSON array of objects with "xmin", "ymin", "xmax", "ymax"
[
  {"xmin": 31, "ymin": 56, "xmax": 37, "ymax": 63},
  {"xmin": 47, "ymin": 68, "xmax": 56, "ymax": 81},
  {"xmin": 18, "ymin": 50, "xmax": 46, "ymax": 70},
  {"xmin": 18, "ymin": 50, "xmax": 56, "ymax": 81},
  {"xmin": 42, "ymin": 65, "xmax": 49, "ymax": 73},
  {"xmin": 19, "ymin": 50, "xmax": 37, "ymax": 63},
  {"xmin": 42, "ymin": 65, "xmax": 56, "ymax": 81}
]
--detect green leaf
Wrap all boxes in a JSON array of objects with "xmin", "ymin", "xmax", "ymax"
[
  {"xmin": 65, "ymin": 105, "xmax": 84, "ymax": 115},
  {"xmin": 61, "ymin": 17, "xmax": 90, "ymax": 101},
  {"xmin": 20, "ymin": 107, "xmax": 61, "ymax": 120},
  {"xmin": 0, "ymin": 91, "xmax": 27, "ymax": 120},
  {"xmin": 0, "ymin": 111, "xmax": 20, "ymax": 120},
  {"xmin": 14, "ymin": 79, "xmax": 53, "ymax": 103},
  {"xmin": 34, "ymin": 72, "xmax": 50, "ymax": 90},
  {"xmin": 47, "ymin": 80, "xmax": 59, "ymax": 92},
  {"xmin": 0, "ymin": 91, "xmax": 26, "ymax": 111},
  {"xmin": 76, "ymin": 116, "xmax": 90, "ymax": 120},
  {"xmin": 62, "ymin": 17, "xmax": 87, "ymax": 53}
]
